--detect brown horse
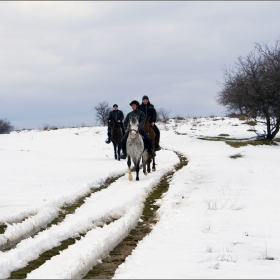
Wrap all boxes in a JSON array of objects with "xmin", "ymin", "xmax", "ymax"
[
  {"xmin": 108, "ymin": 117, "xmax": 123, "ymax": 161},
  {"xmin": 142, "ymin": 116, "xmax": 156, "ymax": 172}
]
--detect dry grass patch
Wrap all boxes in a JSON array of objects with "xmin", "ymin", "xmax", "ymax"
[
  {"xmin": 225, "ymin": 139, "xmax": 278, "ymax": 148},
  {"xmin": 230, "ymin": 153, "xmax": 243, "ymax": 159},
  {"xmin": 243, "ymin": 120, "xmax": 257, "ymax": 126}
]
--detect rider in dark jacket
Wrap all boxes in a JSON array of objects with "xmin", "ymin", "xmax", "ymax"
[
  {"xmin": 105, "ymin": 104, "xmax": 125, "ymax": 144},
  {"xmin": 120, "ymin": 100, "xmax": 156, "ymax": 159},
  {"xmin": 138, "ymin": 95, "xmax": 161, "ymax": 151}
]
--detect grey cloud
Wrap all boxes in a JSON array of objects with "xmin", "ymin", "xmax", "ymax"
[{"xmin": 1, "ymin": 1, "xmax": 280, "ymax": 129}]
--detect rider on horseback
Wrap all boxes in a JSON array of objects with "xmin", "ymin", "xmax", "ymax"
[
  {"xmin": 105, "ymin": 104, "xmax": 125, "ymax": 144},
  {"xmin": 120, "ymin": 100, "xmax": 156, "ymax": 159},
  {"xmin": 139, "ymin": 95, "xmax": 161, "ymax": 151}
]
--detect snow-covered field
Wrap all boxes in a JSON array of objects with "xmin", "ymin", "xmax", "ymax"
[{"xmin": 0, "ymin": 117, "xmax": 279, "ymax": 279}]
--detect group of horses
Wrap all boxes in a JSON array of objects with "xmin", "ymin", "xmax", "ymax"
[{"xmin": 107, "ymin": 116, "xmax": 156, "ymax": 181}]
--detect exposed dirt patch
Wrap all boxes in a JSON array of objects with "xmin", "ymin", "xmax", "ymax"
[{"xmin": 0, "ymin": 225, "xmax": 7, "ymax": 235}]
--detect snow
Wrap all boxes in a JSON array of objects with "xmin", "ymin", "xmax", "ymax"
[{"xmin": 0, "ymin": 117, "xmax": 279, "ymax": 279}]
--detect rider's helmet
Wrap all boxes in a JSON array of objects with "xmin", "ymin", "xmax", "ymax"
[{"xmin": 129, "ymin": 100, "xmax": 139, "ymax": 106}]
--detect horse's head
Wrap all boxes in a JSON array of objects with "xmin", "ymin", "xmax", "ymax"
[
  {"xmin": 108, "ymin": 117, "xmax": 119, "ymax": 129},
  {"xmin": 129, "ymin": 116, "xmax": 139, "ymax": 139},
  {"xmin": 108, "ymin": 117, "xmax": 114, "ymax": 128}
]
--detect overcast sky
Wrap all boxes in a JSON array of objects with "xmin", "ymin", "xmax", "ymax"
[{"xmin": 1, "ymin": 1, "xmax": 280, "ymax": 129}]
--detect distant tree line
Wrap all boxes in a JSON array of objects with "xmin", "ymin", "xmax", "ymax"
[
  {"xmin": 94, "ymin": 101, "xmax": 171, "ymax": 126},
  {"xmin": 217, "ymin": 38, "xmax": 280, "ymax": 140},
  {"xmin": 0, "ymin": 119, "xmax": 14, "ymax": 134}
]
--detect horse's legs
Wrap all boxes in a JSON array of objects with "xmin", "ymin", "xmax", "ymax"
[
  {"xmin": 142, "ymin": 157, "xmax": 147, "ymax": 175},
  {"xmin": 113, "ymin": 144, "xmax": 117, "ymax": 160},
  {"xmin": 147, "ymin": 157, "xmax": 151, "ymax": 173},
  {"xmin": 142, "ymin": 152, "xmax": 148, "ymax": 176},
  {"xmin": 127, "ymin": 156, "xmax": 133, "ymax": 181},
  {"xmin": 135, "ymin": 159, "xmax": 140, "ymax": 181},
  {"xmin": 117, "ymin": 143, "xmax": 121, "ymax": 161},
  {"xmin": 152, "ymin": 157, "xmax": 156, "ymax": 171}
]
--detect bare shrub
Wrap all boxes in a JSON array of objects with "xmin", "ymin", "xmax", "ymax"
[
  {"xmin": 174, "ymin": 114, "xmax": 185, "ymax": 120},
  {"xmin": 94, "ymin": 101, "xmax": 112, "ymax": 126},
  {"xmin": 157, "ymin": 107, "xmax": 171, "ymax": 123},
  {"xmin": 42, "ymin": 124, "xmax": 50, "ymax": 131},
  {"xmin": 205, "ymin": 199, "xmax": 218, "ymax": 210},
  {"xmin": 0, "ymin": 119, "xmax": 14, "ymax": 134}
]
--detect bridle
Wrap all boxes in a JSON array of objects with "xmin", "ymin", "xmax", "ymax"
[
  {"xmin": 129, "ymin": 117, "xmax": 140, "ymax": 138},
  {"xmin": 129, "ymin": 128, "xmax": 138, "ymax": 134}
]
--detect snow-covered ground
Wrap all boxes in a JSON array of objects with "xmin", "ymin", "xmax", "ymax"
[{"xmin": 0, "ymin": 117, "xmax": 279, "ymax": 279}]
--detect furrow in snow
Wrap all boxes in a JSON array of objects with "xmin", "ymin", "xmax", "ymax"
[
  {"xmin": 0, "ymin": 150, "xmax": 179, "ymax": 279},
  {"xmin": 0, "ymin": 174, "xmax": 122, "ymax": 250},
  {"xmin": 27, "ymin": 204, "xmax": 142, "ymax": 279}
]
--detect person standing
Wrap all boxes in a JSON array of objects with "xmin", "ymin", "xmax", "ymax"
[
  {"xmin": 139, "ymin": 95, "xmax": 161, "ymax": 151},
  {"xmin": 105, "ymin": 104, "xmax": 125, "ymax": 144},
  {"xmin": 120, "ymin": 100, "xmax": 156, "ymax": 159}
]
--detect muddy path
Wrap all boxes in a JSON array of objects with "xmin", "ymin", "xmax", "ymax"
[{"xmin": 83, "ymin": 152, "xmax": 188, "ymax": 279}]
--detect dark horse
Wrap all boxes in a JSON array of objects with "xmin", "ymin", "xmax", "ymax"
[
  {"xmin": 142, "ymin": 116, "xmax": 156, "ymax": 172},
  {"xmin": 108, "ymin": 117, "xmax": 123, "ymax": 161}
]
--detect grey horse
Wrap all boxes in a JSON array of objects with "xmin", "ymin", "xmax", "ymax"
[{"xmin": 127, "ymin": 116, "xmax": 147, "ymax": 181}]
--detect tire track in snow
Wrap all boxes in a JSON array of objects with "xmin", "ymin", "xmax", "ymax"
[
  {"xmin": 1, "ymin": 174, "xmax": 126, "ymax": 279},
  {"xmin": 0, "ymin": 174, "xmax": 125, "ymax": 252},
  {"xmin": 0, "ymin": 150, "xmax": 179, "ymax": 279},
  {"xmin": 82, "ymin": 152, "xmax": 188, "ymax": 279}
]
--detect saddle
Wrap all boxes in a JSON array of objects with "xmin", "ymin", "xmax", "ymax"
[{"xmin": 140, "ymin": 134, "xmax": 148, "ymax": 149}]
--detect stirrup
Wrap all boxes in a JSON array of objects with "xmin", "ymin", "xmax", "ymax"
[
  {"xmin": 148, "ymin": 149, "xmax": 156, "ymax": 158},
  {"xmin": 120, "ymin": 152, "xmax": 127, "ymax": 159},
  {"xmin": 155, "ymin": 145, "xmax": 161, "ymax": 151}
]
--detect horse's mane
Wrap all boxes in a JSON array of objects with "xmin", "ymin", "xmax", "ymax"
[{"xmin": 108, "ymin": 117, "xmax": 120, "ymax": 129}]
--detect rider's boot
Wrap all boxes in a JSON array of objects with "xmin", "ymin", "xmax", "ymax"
[
  {"xmin": 105, "ymin": 131, "xmax": 111, "ymax": 144},
  {"xmin": 120, "ymin": 142, "xmax": 127, "ymax": 159},
  {"xmin": 155, "ymin": 134, "xmax": 161, "ymax": 151},
  {"xmin": 148, "ymin": 149, "xmax": 156, "ymax": 159}
]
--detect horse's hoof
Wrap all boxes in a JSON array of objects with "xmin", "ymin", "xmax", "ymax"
[
  {"xmin": 118, "ymin": 158, "xmax": 120, "ymax": 161},
  {"xmin": 129, "ymin": 175, "xmax": 133, "ymax": 181},
  {"xmin": 136, "ymin": 178, "xmax": 139, "ymax": 181}
]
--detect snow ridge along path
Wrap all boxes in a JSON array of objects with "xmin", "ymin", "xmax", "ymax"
[{"xmin": 0, "ymin": 148, "xmax": 179, "ymax": 279}]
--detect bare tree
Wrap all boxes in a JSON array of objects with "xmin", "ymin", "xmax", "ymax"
[
  {"xmin": 157, "ymin": 108, "xmax": 171, "ymax": 123},
  {"xmin": 0, "ymin": 119, "xmax": 14, "ymax": 134},
  {"xmin": 94, "ymin": 101, "xmax": 112, "ymax": 126},
  {"xmin": 217, "ymin": 38, "xmax": 280, "ymax": 140}
]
